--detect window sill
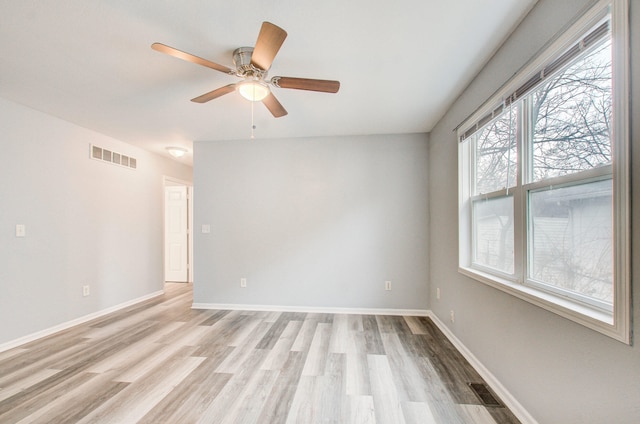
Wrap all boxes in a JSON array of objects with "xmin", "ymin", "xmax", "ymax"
[{"xmin": 458, "ymin": 266, "xmax": 628, "ymax": 344}]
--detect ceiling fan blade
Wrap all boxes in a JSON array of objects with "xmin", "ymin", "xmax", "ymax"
[
  {"xmin": 191, "ymin": 84, "xmax": 237, "ymax": 103},
  {"xmin": 250, "ymin": 22, "xmax": 288, "ymax": 71},
  {"xmin": 272, "ymin": 77, "xmax": 340, "ymax": 93},
  {"xmin": 152, "ymin": 42, "xmax": 233, "ymax": 74},
  {"xmin": 262, "ymin": 92, "xmax": 288, "ymax": 118}
]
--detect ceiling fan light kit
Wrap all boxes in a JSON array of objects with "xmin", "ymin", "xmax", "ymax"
[
  {"xmin": 237, "ymin": 79, "xmax": 270, "ymax": 102},
  {"xmin": 152, "ymin": 21, "xmax": 340, "ymax": 119}
]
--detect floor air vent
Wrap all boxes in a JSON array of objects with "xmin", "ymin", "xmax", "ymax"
[
  {"xmin": 91, "ymin": 144, "xmax": 137, "ymax": 169},
  {"xmin": 469, "ymin": 383, "xmax": 502, "ymax": 407}
]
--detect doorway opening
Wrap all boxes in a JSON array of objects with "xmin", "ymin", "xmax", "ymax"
[{"xmin": 163, "ymin": 176, "xmax": 193, "ymax": 283}]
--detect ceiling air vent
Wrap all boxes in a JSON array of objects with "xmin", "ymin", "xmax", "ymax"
[{"xmin": 90, "ymin": 144, "xmax": 137, "ymax": 170}]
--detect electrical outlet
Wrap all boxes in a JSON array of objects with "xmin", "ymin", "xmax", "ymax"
[
  {"xmin": 82, "ymin": 285, "xmax": 90, "ymax": 297},
  {"xmin": 240, "ymin": 278, "xmax": 247, "ymax": 288},
  {"xmin": 15, "ymin": 224, "xmax": 26, "ymax": 237},
  {"xmin": 385, "ymin": 281, "xmax": 392, "ymax": 291},
  {"xmin": 450, "ymin": 310, "xmax": 455, "ymax": 323},
  {"xmin": 436, "ymin": 287, "xmax": 441, "ymax": 300}
]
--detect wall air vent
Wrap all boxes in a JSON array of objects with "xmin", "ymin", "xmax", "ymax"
[{"xmin": 90, "ymin": 144, "xmax": 137, "ymax": 170}]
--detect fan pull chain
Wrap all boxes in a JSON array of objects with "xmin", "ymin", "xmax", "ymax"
[{"xmin": 250, "ymin": 98, "xmax": 256, "ymax": 139}]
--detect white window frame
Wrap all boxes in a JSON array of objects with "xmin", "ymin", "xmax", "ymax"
[{"xmin": 457, "ymin": 0, "xmax": 630, "ymax": 344}]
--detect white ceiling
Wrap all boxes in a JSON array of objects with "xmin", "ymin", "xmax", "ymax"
[{"xmin": 0, "ymin": 0, "xmax": 537, "ymax": 165}]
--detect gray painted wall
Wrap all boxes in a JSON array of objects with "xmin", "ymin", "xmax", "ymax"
[
  {"xmin": 193, "ymin": 134, "xmax": 429, "ymax": 310},
  {"xmin": 428, "ymin": 0, "xmax": 640, "ymax": 422},
  {"xmin": 0, "ymin": 98, "xmax": 192, "ymax": 346},
  {"xmin": 3, "ymin": 1, "xmax": 637, "ymax": 420}
]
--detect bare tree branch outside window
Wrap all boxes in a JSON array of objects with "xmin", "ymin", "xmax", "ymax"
[
  {"xmin": 531, "ymin": 40, "xmax": 612, "ymax": 181},
  {"xmin": 471, "ymin": 38, "xmax": 613, "ymax": 305}
]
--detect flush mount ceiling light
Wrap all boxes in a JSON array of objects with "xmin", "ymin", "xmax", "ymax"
[{"xmin": 166, "ymin": 146, "xmax": 188, "ymax": 158}]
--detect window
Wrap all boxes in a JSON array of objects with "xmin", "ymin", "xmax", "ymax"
[{"xmin": 458, "ymin": 0, "xmax": 630, "ymax": 343}]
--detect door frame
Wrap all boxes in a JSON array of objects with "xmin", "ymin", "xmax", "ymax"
[{"xmin": 163, "ymin": 176, "xmax": 193, "ymax": 283}]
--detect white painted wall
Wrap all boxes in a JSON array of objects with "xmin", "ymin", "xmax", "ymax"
[
  {"xmin": 193, "ymin": 134, "xmax": 429, "ymax": 311},
  {"xmin": 428, "ymin": 0, "xmax": 640, "ymax": 422},
  {"xmin": 0, "ymin": 97, "xmax": 192, "ymax": 346}
]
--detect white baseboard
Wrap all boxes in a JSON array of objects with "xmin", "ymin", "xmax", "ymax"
[
  {"xmin": 427, "ymin": 311, "xmax": 538, "ymax": 424},
  {"xmin": 0, "ymin": 290, "xmax": 164, "ymax": 353},
  {"xmin": 192, "ymin": 303, "xmax": 429, "ymax": 317}
]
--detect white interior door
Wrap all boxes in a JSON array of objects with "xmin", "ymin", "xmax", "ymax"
[{"xmin": 165, "ymin": 185, "xmax": 188, "ymax": 282}]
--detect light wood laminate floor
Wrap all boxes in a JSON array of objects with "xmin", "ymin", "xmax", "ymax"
[{"xmin": 0, "ymin": 283, "xmax": 520, "ymax": 424}]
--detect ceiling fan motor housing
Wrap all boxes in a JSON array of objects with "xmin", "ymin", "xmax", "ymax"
[{"xmin": 233, "ymin": 47, "xmax": 265, "ymax": 78}]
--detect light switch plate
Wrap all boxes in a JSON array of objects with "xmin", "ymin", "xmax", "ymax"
[
  {"xmin": 202, "ymin": 224, "xmax": 211, "ymax": 234},
  {"xmin": 16, "ymin": 224, "xmax": 26, "ymax": 237}
]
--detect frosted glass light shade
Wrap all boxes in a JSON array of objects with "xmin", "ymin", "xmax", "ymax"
[{"xmin": 238, "ymin": 80, "xmax": 270, "ymax": 101}]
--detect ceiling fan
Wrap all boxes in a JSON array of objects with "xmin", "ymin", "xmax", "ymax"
[{"xmin": 152, "ymin": 21, "xmax": 340, "ymax": 118}]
